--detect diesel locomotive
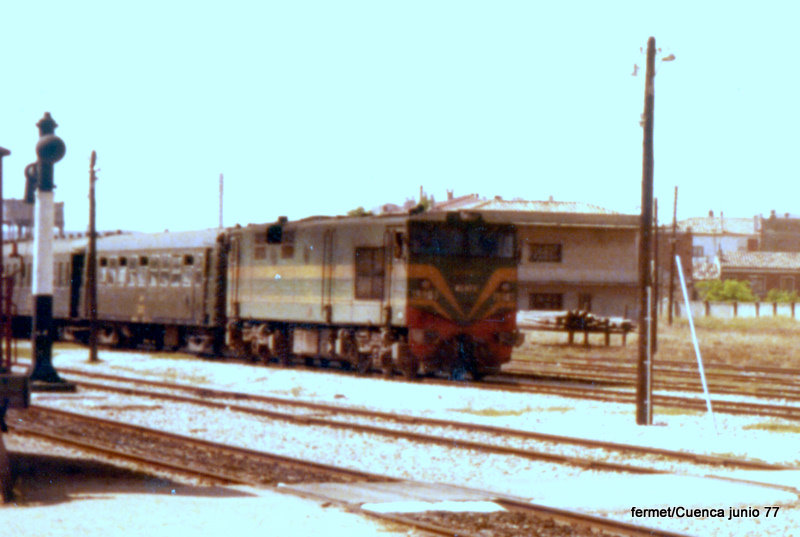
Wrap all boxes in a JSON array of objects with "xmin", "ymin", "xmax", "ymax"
[{"xmin": 5, "ymin": 210, "xmax": 520, "ymax": 379}]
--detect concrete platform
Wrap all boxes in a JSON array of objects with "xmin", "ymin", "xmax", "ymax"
[
  {"xmin": 282, "ymin": 473, "xmax": 800, "ymax": 516},
  {"xmin": 283, "ymin": 480, "xmax": 500, "ymax": 504}
]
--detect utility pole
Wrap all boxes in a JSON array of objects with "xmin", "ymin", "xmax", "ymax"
[
  {"xmin": 636, "ymin": 37, "xmax": 656, "ymax": 425},
  {"xmin": 651, "ymin": 198, "xmax": 658, "ymax": 353},
  {"xmin": 0, "ymin": 147, "xmax": 9, "ymax": 373},
  {"xmin": 88, "ymin": 151, "xmax": 99, "ymax": 363},
  {"xmin": 219, "ymin": 173, "xmax": 223, "ymax": 229},
  {"xmin": 668, "ymin": 186, "xmax": 678, "ymax": 325}
]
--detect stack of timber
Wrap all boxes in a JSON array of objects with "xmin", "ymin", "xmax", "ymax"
[{"xmin": 516, "ymin": 310, "xmax": 634, "ymax": 346}]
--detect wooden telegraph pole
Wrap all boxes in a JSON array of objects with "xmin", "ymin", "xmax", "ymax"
[
  {"xmin": 88, "ymin": 151, "xmax": 99, "ymax": 363},
  {"xmin": 636, "ymin": 37, "xmax": 656, "ymax": 425}
]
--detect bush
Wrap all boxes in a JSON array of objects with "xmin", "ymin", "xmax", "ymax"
[
  {"xmin": 695, "ymin": 279, "xmax": 757, "ymax": 302},
  {"xmin": 765, "ymin": 288, "xmax": 800, "ymax": 303}
]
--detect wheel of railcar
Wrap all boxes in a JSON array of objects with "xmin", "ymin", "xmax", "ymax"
[
  {"xmin": 470, "ymin": 369, "xmax": 486, "ymax": 382},
  {"xmin": 256, "ymin": 343, "xmax": 272, "ymax": 364},
  {"xmin": 319, "ymin": 358, "xmax": 330, "ymax": 368},
  {"xmin": 97, "ymin": 326, "xmax": 120, "ymax": 347},
  {"xmin": 356, "ymin": 353, "xmax": 371, "ymax": 375},
  {"xmin": 449, "ymin": 336, "xmax": 474, "ymax": 381},
  {"xmin": 400, "ymin": 355, "xmax": 419, "ymax": 380},
  {"xmin": 275, "ymin": 330, "xmax": 291, "ymax": 366},
  {"xmin": 379, "ymin": 350, "xmax": 393, "ymax": 378}
]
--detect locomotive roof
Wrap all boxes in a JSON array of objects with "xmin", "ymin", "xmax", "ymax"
[
  {"xmin": 94, "ymin": 228, "xmax": 222, "ymax": 252},
  {"xmin": 235, "ymin": 210, "xmax": 522, "ymax": 233}
]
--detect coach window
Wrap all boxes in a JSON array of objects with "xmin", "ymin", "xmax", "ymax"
[
  {"xmin": 168, "ymin": 254, "xmax": 180, "ymax": 286},
  {"xmin": 182, "ymin": 254, "xmax": 194, "ymax": 286},
  {"xmin": 138, "ymin": 256, "xmax": 148, "ymax": 286},
  {"xmin": 149, "ymin": 257, "xmax": 160, "ymax": 286},
  {"xmin": 110, "ymin": 257, "xmax": 120, "ymax": 285},
  {"xmin": 118, "ymin": 257, "xmax": 128, "ymax": 286},
  {"xmin": 127, "ymin": 257, "xmax": 138, "ymax": 286},
  {"xmin": 355, "ymin": 247, "xmax": 385, "ymax": 300},
  {"xmin": 99, "ymin": 257, "xmax": 108, "ymax": 286},
  {"xmin": 160, "ymin": 255, "xmax": 171, "ymax": 286}
]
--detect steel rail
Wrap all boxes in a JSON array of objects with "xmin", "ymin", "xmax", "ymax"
[
  {"xmin": 55, "ymin": 368, "xmax": 791, "ymax": 472},
  {"xmin": 9, "ymin": 406, "xmax": 678, "ymax": 537},
  {"xmin": 14, "ymin": 405, "xmax": 391, "ymax": 484},
  {"xmin": 497, "ymin": 498, "xmax": 694, "ymax": 537}
]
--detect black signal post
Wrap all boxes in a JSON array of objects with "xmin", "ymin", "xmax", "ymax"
[{"xmin": 27, "ymin": 113, "xmax": 71, "ymax": 387}]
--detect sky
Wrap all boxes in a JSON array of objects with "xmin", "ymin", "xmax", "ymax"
[{"xmin": 0, "ymin": 1, "xmax": 798, "ymax": 233}]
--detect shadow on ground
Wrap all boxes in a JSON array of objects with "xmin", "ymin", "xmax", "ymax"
[{"xmin": 5, "ymin": 452, "xmax": 256, "ymax": 506}]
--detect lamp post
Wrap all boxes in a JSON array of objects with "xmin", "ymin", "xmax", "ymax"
[{"xmin": 27, "ymin": 112, "xmax": 70, "ymax": 386}]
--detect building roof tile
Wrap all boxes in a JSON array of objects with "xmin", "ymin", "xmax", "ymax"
[
  {"xmin": 678, "ymin": 216, "xmax": 756, "ymax": 235},
  {"xmin": 720, "ymin": 251, "xmax": 800, "ymax": 270}
]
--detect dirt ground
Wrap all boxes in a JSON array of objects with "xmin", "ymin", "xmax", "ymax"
[{"xmin": 1, "ymin": 434, "xmax": 418, "ymax": 537}]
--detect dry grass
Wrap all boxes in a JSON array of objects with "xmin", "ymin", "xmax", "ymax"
[
  {"xmin": 515, "ymin": 316, "xmax": 800, "ymax": 369},
  {"xmin": 448, "ymin": 405, "xmax": 571, "ymax": 417},
  {"xmin": 743, "ymin": 421, "xmax": 800, "ymax": 434}
]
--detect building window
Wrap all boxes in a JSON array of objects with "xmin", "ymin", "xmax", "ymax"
[
  {"xmin": 692, "ymin": 246, "xmax": 704, "ymax": 257},
  {"xmin": 528, "ymin": 243, "xmax": 562, "ymax": 263},
  {"xmin": 748, "ymin": 275, "xmax": 765, "ymax": 296},
  {"xmin": 355, "ymin": 247, "xmax": 385, "ymax": 300},
  {"xmin": 747, "ymin": 238, "xmax": 758, "ymax": 252},
  {"xmin": 780, "ymin": 276, "xmax": 795, "ymax": 292},
  {"xmin": 281, "ymin": 230, "xmax": 296, "ymax": 259},
  {"xmin": 529, "ymin": 293, "xmax": 563, "ymax": 310}
]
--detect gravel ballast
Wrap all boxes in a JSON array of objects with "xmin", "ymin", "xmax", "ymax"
[{"xmin": 4, "ymin": 344, "xmax": 800, "ymax": 536}]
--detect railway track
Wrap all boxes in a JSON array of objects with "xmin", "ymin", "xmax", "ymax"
[
  {"xmin": 507, "ymin": 355, "xmax": 800, "ymax": 400},
  {"xmin": 8, "ymin": 405, "xmax": 693, "ymax": 537},
  {"xmin": 44, "ymin": 367, "xmax": 796, "ymax": 478}
]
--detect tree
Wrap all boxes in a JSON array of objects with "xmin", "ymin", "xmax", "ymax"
[
  {"xmin": 347, "ymin": 206, "xmax": 372, "ymax": 217},
  {"xmin": 695, "ymin": 279, "xmax": 757, "ymax": 302}
]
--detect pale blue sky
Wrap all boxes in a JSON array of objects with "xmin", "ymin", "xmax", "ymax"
[{"xmin": 0, "ymin": 1, "xmax": 796, "ymax": 232}]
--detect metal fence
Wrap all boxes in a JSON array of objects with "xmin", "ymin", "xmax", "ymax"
[{"xmin": 672, "ymin": 300, "xmax": 800, "ymax": 320}]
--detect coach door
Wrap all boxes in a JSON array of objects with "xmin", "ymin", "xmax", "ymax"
[
  {"xmin": 69, "ymin": 253, "xmax": 84, "ymax": 318},
  {"xmin": 228, "ymin": 235, "xmax": 241, "ymax": 318},
  {"xmin": 321, "ymin": 228, "xmax": 334, "ymax": 323},
  {"xmin": 382, "ymin": 225, "xmax": 406, "ymax": 326}
]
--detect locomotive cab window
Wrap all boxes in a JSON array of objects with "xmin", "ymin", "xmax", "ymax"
[{"xmin": 355, "ymin": 247, "xmax": 385, "ymax": 300}]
